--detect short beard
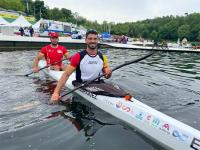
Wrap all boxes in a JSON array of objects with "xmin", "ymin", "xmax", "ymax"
[
  {"xmin": 87, "ymin": 44, "xmax": 98, "ymax": 50},
  {"xmin": 51, "ymin": 42, "xmax": 58, "ymax": 46}
]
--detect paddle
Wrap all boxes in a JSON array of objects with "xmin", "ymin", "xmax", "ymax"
[
  {"xmin": 25, "ymin": 59, "xmax": 67, "ymax": 77},
  {"xmin": 60, "ymin": 51, "xmax": 155, "ymax": 98}
]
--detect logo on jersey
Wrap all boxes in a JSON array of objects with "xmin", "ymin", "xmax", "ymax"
[
  {"xmin": 88, "ymin": 61, "xmax": 98, "ymax": 64},
  {"xmin": 57, "ymin": 50, "xmax": 63, "ymax": 54}
]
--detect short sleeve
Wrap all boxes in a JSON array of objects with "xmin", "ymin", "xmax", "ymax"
[
  {"xmin": 40, "ymin": 46, "xmax": 47, "ymax": 55},
  {"xmin": 62, "ymin": 46, "xmax": 68, "ymax": 54},
  {"xmin": 103, "ymin": 55, "xmax": 109, "ymax": 68},
  {"xmin": 70, "ymin": 53, "xmax": 81, "ymax": 68}
]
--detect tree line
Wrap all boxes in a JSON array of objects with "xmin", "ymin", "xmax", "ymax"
[{"xmin": 0, "ymin": 0, "xmax": 200, "ymax": 41}]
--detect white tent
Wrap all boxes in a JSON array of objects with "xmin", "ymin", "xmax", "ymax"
[
  {"xmin": 0, "ymin": 16, "xmax": 10, "ymax": 26},
  {"xmin": 10, "ymin": 15, "xmax": 32, "ymax": 27},
  {"xmin": 32, "ymin": 18, "xmax": 42, "ymax": 29}
]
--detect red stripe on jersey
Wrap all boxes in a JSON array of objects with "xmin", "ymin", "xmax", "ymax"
[{"xmin": 70, "ymin": 53, "xmax": 81, "ymax": 68}]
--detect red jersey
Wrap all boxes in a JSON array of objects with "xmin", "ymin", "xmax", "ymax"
[{"xmin": 41, "ymin": 44, "xmax": 68, "ymax": 66}]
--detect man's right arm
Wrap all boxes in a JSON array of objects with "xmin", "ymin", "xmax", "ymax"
[{"xmin": 32, "ymin": 52, "xmax": 45, "ymax": 72}]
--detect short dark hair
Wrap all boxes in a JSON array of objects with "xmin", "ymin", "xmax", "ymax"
[{"xmin": 86, "ymin": 29, "xmax": 98, "ymax": 38}]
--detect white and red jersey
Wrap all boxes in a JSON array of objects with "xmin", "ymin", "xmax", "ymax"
[
  {"xmin": 70, "ymin": 50, "xmax": 109, "ymax": 82},
  {"xmin": 41, "ymin": 44, "xmax": 68, "ymax": 66}
]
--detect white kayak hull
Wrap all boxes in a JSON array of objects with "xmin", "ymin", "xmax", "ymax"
[{"xmin": 39, "ymin": 60, "xmax": 200, "ymax": 150}]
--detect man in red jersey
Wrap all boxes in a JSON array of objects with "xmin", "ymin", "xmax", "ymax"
[
  {"xmin": 51, "ymin": 30, "xmax": 112, "ymax": 102},
  {"xmin": 32, "ymin": 32, "xmax": 70, "ymax": 72}
]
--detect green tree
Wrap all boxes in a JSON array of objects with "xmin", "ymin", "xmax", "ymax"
[
  {"xmin": 178, "ymin": 24, "xmax": 190, "ymax": 39},
  {"xmin": 197, "ymin": 31, "xmax": 200, "ymax": 41},
  {"xmin": 190, "ymin": 24, "xmax": 200, "ymax": 41},
  {"xmin": 0, "ymin": 0, "xmax": 25, "ymax": 12},
  {"xmin": 150, "ymin": 30, "xmax": 158, "ymax": 40},
  {"xmin": 33, "ymin": 0, "xmax": 47, "ymax": 20},
  {"xmin": 1, "ymin": 0, "xmax": 200, "ymax": 41}
]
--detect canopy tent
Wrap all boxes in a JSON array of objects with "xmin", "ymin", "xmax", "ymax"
[
  {"xmin": 0, "ymin": 16, "xmax": 10, "ymax": 26},
  {"xmin": 10, "ymin": 15, "xmax": 32, "ymax": 27},
  {"xmin": 32, "ymin": 18, "xmax": 42, "ymax": 29}
]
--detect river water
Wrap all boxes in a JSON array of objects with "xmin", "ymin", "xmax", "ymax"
[{"xmin": 0, "ymin": 49, "xmax": 200, "ymax": 150}]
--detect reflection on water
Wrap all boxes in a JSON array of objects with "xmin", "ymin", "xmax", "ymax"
[
  {"xmin": 0, "ymin": 49, "xmax": 200, "ymax": 150},
  {"xmin": 46, "ymin": 98, "xmax": 116, "ymax": 141}
]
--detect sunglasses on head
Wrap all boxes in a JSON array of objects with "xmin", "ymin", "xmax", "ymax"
[{"xmin": 86, "ymin": 29, "xmax": 98, "ymax": 37}]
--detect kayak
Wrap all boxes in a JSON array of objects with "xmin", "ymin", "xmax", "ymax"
[{"xmin": 39, "ymin": 60, "xmax": 200, "ymax": 150}]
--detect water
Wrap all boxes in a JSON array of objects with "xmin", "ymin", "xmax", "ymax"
[{"xmin": 0, "ymin": 49, "xmax": 200, "ymax": 150}]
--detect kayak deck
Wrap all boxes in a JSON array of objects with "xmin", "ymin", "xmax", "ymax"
[{"xmin": 39, "ymin": 60, "xmax": 200, "ymax": 150}]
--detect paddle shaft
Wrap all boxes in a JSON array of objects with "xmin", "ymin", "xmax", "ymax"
[
  {"xmin": 61, "ymin": 52, "xmax": 154, "ymax": 98},
  {"xmin": 25, "ymin": 58, "xmax": 67, "ymax": 76}
]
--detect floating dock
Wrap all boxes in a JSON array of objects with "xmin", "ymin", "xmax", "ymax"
[
  {"xmin": 104, "ymin": 43, "xmax": 200, "ymax": 53},
  {"xmin": 0, "ymin": 35, "xmax": 200, "ymax": 53},
  {"xmin": 0, "ymin": 35, "xmax": 86, "ymax": 50}
]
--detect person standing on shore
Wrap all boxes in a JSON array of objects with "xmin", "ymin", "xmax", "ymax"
[
  {"xmin": 32, "ymin": 32, "xmax": 70, "ymax": 72},
  {"xmin": 29, "ymin": 26, "xmax": 34, "ymax": 37},
  {"xmin": 19, "ymin": 27, "xmax": 24, "ymax": 36},
  {"xmin": 51, "ymin": 29, "xmax": 112, "ymax": 102}
]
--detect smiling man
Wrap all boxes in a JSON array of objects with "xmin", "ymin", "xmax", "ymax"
[
  {"xmin": 32, "ymin": 32, "xmax": 70, "ymax": 72},
  {"xmin": 51, "ymin": 29, "xmax": 112, "ymax": 102}
]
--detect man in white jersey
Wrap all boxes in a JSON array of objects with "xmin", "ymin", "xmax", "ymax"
[{"xmin": 51, "ymin": 30, "xmax": 112, "ymax": 102}]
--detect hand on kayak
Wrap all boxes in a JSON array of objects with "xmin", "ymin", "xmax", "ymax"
[
  {"xmin": 32, "ymin": 67, "xmax": 39, "ymax": 73},
  {"xmin": 50, "ymin": 92, "xmax": 61, "ymax": 104},
  {"xmin": 104, "ymin": 67, "xmax": 112, "ymax": 79}
]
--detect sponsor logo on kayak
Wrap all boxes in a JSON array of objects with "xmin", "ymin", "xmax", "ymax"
[
  {"xmin": 135, "ymin": 112, "xmax": 145, "ymax": 121},
  {"xmin": 115, "ymin": 101, "xmax": 132, "ymax": 113},
  {"xmin": 122, "ymin": 105, "xmax": 131, "ymax": 112},
  {"xmin": 190, "ymin": 137, "xmax": 200, "ymax": 150},
  {"xmin": 105, "ymin": 100, "xmax": 114, "ymax": 106},
  {"xmin": 80, "ymin": 89, "xmax": 97, "ymax": 99},
  {"xmin": 151, "ymin": 118, "xmax": 160, "ymax": 127},
  {"xmin": 146, "ymin": 115, "xmax": 152, "ymax": 121},
  {"xmin": 85, "ymin": 86, "xmax": 104, "ymax": 92},
  {"xmin": 159, "ymin": 123, "xmax": 170, "ymax": 135},
  {"xmin": 116, "ymin": 101, "xmax": 122, "ymax": 108},
  {"xmin": 172, "ymin": 130, "xmax": 189, "ymax": 142}
]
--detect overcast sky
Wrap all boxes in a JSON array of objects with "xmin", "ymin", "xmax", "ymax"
[{"xmin": 42, "ymin": 0, "xmax": 200, "ymax": 23}]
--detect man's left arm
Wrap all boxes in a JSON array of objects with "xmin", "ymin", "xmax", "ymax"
[{"xmin": 62, "ymin": 46, "xmax": 71, "ymax": 60}]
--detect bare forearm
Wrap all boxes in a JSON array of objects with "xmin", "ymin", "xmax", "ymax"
[
  {"xmin": 52, "ymin": 65, "xmax": 75, "ymax": 101},
  {"xmin": 33, "ymin": 53, "xmax": 44, "ymax": 68},
  {"xmin": 33, "ymin": 57, "xmax": 40, "ymax": 68},
  {"xmin": 54, "ymin": 72, "xmax": 69, "ymax": 94}
]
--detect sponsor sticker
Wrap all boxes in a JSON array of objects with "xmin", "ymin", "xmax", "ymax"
[
  {"xmin": 85, "ymin": 86, "xmax": 104, "ymax": 92},
  {"xmin": 190, "ymin": 137, "xmax": 200, "ymax": 150},
  {"xmin": 172, "ymin": 130, "xmax": 189, "ymax": 142},
  {"xmin": 105, "ymin": 99, "xmax": 115, "ymax": 107},
  {"xmin": 115, "ymin": 101, "xmax": 133, "ymax": 114},
  {"xmin": 80, "ymin": 89, "xmax": 97, "ymax": 99},
  {"xmin": 116, "ymin": 101, "xmax": 122, "ymax": 108},
  {"xmin": 122, "ymin": 105, "xmax": 131, "ymax": 112},
  {"xmin": 135, "ymin": 111, "xmax": 145, "ymax": 121},
  {"xmin": 146, "ymin": 115, "xmax": 152, "ymax": 122},
  {"xmin": 159, "ymin": 123, "xmax": 170, "ymax": 135},
  {"xmin": 151, "ymin": 118, "xmax": 160, "ymax": 128}
]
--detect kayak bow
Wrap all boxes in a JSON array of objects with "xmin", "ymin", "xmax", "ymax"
[{"xmin": 39, "ymin": 60, "xmax": 200, "ymax": 150}]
